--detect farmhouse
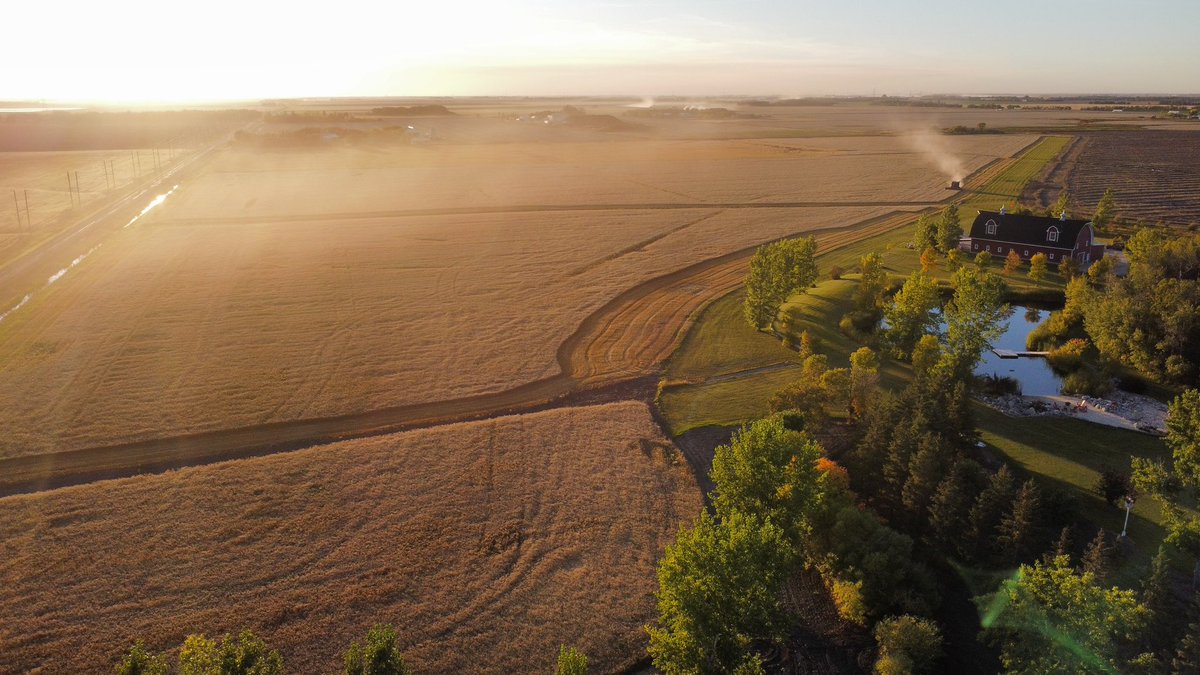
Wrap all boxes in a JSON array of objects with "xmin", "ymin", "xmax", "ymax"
[{"xmin": 961, "ymin": 208, "xmax": 1106, "ymax": 265}]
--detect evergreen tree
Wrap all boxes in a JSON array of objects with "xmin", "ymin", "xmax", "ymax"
[
  {"xmin": 996, "ymin": 479, "xmax": 1043, "ymax": 563},
  {"xmin": 901, "ymin": 433, "xmax": 952, "ymax": 522},
  {"xmin": 968, "ymin": 465, "xmax": 1016, "ymax": 560},
  {"xmin": 1174, "ymin": 617, "xmax": 1200, "ymax": 674},
  {"xmin": 1050, "ymin": 526, "xmax": 1073, "ymax": 562},
  {"xmin": 1140, "ymin": 547, "xmax": 1182, "ymax": 656},
  {"xmin": 929, "ymin": 461, "xmax": 984, "ymax": 553},
  {"xmin": 883, "ymin": 414, "xmax": 925, "ymax": 499},
  {"xmin": 1082, "ymin": 529, "xmax": 1115, "ymax": 584}
]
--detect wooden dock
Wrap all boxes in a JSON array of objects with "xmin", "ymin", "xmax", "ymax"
[{"xmin": 993, "ymin": 349, "xmax": 1050, "ymax": 359}]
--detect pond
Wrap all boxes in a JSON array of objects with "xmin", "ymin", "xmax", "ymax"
[{"xmin": 972, "ymin": 305, "xmax": 1063, "ymax": 396}]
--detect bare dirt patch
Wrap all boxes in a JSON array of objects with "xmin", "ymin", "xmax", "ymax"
[{"xmin": 0, "ymin": 401, "xmax": 701, "ymax": 674}]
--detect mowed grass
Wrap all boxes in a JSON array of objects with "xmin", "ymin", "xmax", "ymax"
[{"xmin": 0, "ymin": 401, "xmax": 701, "ymax": 674}]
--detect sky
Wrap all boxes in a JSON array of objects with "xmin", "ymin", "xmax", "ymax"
[{"xmin": 3, "ymin": 0, "xmax": 1198, "ymax": 103}]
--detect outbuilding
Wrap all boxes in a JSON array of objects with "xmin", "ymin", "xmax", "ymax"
[{"xmin": 960, "ymin": 208, "xmax": 1106, "ymax": 266}]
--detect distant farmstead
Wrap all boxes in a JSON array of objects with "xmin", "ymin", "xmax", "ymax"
[{"xmin": 960, "ymin": 208, "xmax": 1106, "ymax": 265}]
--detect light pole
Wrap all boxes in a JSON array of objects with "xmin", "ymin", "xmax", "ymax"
[{"xmin": 1121, "ymin": 494, "xmax": 1136, "ymax": 539}]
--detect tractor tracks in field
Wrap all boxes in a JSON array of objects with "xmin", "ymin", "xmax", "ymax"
[{"xmin": 0, "ymin": 149, "xmax": 1023, "ymax": 497}]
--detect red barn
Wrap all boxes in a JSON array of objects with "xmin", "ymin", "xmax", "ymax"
[{"xmin": 960, "ymin": 208, "xmax": 1106, "ymax": 266}]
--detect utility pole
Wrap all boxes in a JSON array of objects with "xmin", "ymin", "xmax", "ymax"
[
  {"xmin": 66, "ymin": 172, "xmax": 74, "ymax": 207},
  {"xmin": 74, "ymin": 171, "xmax": 81, "ymax": 204}
]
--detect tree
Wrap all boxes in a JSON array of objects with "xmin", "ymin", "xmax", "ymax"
[
  {"xmin": 744, "ymin": 237, "xmax": 819, "ymax": 330},
  {"xmin": 647, "ymin": 510, "xmax": 792, "ymax": 674},
  {"xmin": 913, "ymin": 213, "xmax": 938, "ymax": 252},
  {"xmin": 941, "ymin": 267, "xmax": 1008, "ymax": 380},
  {"xmin": 1095, "ymin": 466, "xmax": 1132, "ymax": 507},
  {"xmin": 1028, "ymin": 253, "xmax": 1048, "ymax": 285},
  {"xmin": 1003, "ymin": 249, "xmax": 1022, "ymax": 275},
  {"xmin": 929, "ymin": 460, "xmax": 983, "ymax": 551},
  {"xmin": 344, "ymin": 625, "xmax": 411, "ymax": 675},
  {"xmin": 1082, "ymin": 529, "xmax": 1116, "ymax": 585},
  {"xmin": 1140, "ymin": 547, "xmax": 1184, "ymax": 656},
  {"xmin": 936, "ymin": 204, "xmax": 962, "ymax": 253},
  {"xmin": 856, "ymin": 252, "xmax": 888, "ymax": 314},
  {"xmin": 1093, "ymin": 188, "xmax": 1117, "ymax": 231},
  {"xmin": 116, "ymin": 643, "xmax": 168, "ymax": 675},
  {"xmin": 945, "ymin": 248, "xmax": 963, "ymax": 271},
  {"xmin": 919, "ymin": 246, "xmax": 939, "ymax": 274},
  {"xmin": 1167, "ymin": 390, "xmax": 1200, "ymax": 487},
  {"xmin": 850, "ymin": 347, "xmax": 880, "ymax": 418},
  {"xmin": 996, "ymin": 480, "xmax": 1042, "ymax": 563},
  {"xmin": 710, "ymin": 415, "xmax": 826, "ymax": 546},
  {"xmin": 555, "ymin": 645, "xmax": 588, "ymax": 675},
  {"xmin": 968, "ymin": 465, "xmax": 1016, "ymax": 559},
  {"xmin": 1058, "ymin": 256, "xmax": 1080, "ymax": 280},
  {"xmin": 910, "ymin": 334, "xmax": 942, "ymax": 377},
  {"xmin": 975, "ymin": 250, "xmax": 993, "ymax": 269},
  {"xmin": 769, "ymin": 355, "xmax": 831, "ymax": 430},
  {"xmin": 883, "ymin": 271, "xmax": 941, "ymax": 359},
  {"xmin": 1173, "ymin": 618, "xmax": 1200, "ymax": 674},
  {"xmin": 980, "ymin": 555, "xmax": 1147, "ymax": 675},
  {"xmin": 873, "ymin": 616, "xmax": 943, "ymax": 674},
  {"xmin": 901, "ymin": 433, "xmax": 953, "ymax": 521},
  {"xmin": 179, "ymin": 631, "xmax": 283, "ymax": 675},
  {"xmin": 1050, "ymin": 190, "xmax": 1071, "ymax": 219}
]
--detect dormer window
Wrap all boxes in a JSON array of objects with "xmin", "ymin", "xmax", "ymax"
[
  {"xmin": 986, "ymin": 219, "xmax": 997, "ymax": 235},
  {"xmin": 1046, "ymin": 226, "xmax": 1059, "ymax": 243}
]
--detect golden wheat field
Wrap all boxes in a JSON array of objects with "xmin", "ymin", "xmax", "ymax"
[
  {"xmin": 0, "ymin": 133, "xmax": 1031, "ymax": 459},
  {"xmin": 0, "ymin": 401, "xmax": 700, "ymax": 674}
]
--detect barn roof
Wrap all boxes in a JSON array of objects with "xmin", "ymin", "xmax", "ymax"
[{"xmin": 968, "ymin": 210, "xmax": 1092, "ymax": 248}]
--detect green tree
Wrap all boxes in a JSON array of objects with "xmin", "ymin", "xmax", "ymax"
[
  {"xmin": 856, "ymin": 252, "xmax": 888, "ymax": 314},
  {"xmin": 873, "ymin": 615, "xmax": 943, "ymax": 674},
  {"xmin": 744, "ymin": 237, "xmax": 819, "ymax": 330},
  {"xmin": 901, "ymin": 433, "xmax": 953, "ymax": 521},
  {"xmin": 940, "ymin": 266, "xmax": 1008, "ymax": 379},
  {"xmin": 936, "ymin": 204, "xmax": 962, "ymax": 253},
  {"xmin": 980, "ymin": 555, "xmax": 1147, "ymax": 675},
  {"xmin": 179, "ymin": 631, "xmax": 283, "ymax": 675},
  {"xmin": 1050, "ymin": 190, "xmax": 1071, "ymax": 219},
  {"xmin": 344, "ymin": 624, "xmax": 411, "ymax": 675},
  {"xmin": 946, "ymin": 248, "xmax": 963, "ymax": 272},
  {"xmin": 929, "ymin": 460, "xmax": 986, "ymax": 553},
  {"xmin": 975, "ymin": 250, "xmax": 993, "ymax": 269},
  {"xmin": 116, "ymin": 642, "xmax": 168, "ymax": 675},
  {"xmin": 1028, "ymin": 253, "xmax": 1048, "ymax": 285},
  {"xmin": 910, "ymin": 334, "xmax": 942, "ymax": 377},
  {"xmin": 1174, "ymin": 618, "xmax": 1200, "ymax": 674},
  {"xmin": 554, "ymin": 645, "xmax": 588, "ymax": 675},
  {"xmin": 1093, "ymin": 188, "xmax": 1117, "ymax": 231},
  {"xmin": 710, "ymin": 415, "xmax": 826, "ymax": 546},
  {"xmin": 850, "ymin": 347, "xmax": 881, "ymax": 418},
  {"xmin": 1058, "ymin": 256, "xmax": 1080, "ymax": 280},
  {"xmin": 913, "ymin": 213, "xmax": 938, "ymax": 252},
  {"xmin": 1140, "ymin": 547, "xmax": 1183, "ymax": 656},
  {"xmin": 968, "ymin": 465, "xmax": 1016, "ymax": 559},
  {"xmin": 996, "ymin": 479, "xmax": 1042, "ymax": 563},
  {"xmin": 1167, "ymin": 390, "xmax": 1200, "ymax": 486},
  {"xmin": 647, "ymin": 510, "xmax": 792, "ymax": 674},
  {"xmin": 883, "ymin": 271, "xmax": 941, "ymax": 359}
]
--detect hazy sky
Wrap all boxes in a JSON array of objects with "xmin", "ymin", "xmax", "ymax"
[{"xmin": 4, "ymin": 0, "xmax": 1198, "ymax": 102}]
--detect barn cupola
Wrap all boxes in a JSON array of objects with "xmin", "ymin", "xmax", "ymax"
[
  {"xmin": 1060, "ymin": 210, "xmax": 1068, "ymax": 221},
  {"xmin": 1000, "ymin": 205, "xmax": 1007, "ymax": 215}
]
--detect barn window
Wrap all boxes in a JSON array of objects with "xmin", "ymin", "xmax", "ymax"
[
  {"xmin": 998, "ymin": 247, "xmax": 1004, "ymax": 254},
  {"xmin": 1024, "ymin": 250, "xmax": 1029, "ymax": 256},
  {"xmin": 986, "ymin": 245, "xmax": 991, "ymax": 252},
  {"xmin": 1049, "ymin": 253, "xmax": 1055, "ymax": 260},
  {"xmin": 1047, "ymin": 226, "xmax": 1060, "ymax": 243},
  {"xmin": 986, "ymin": 219, "xmax": 997, "ymax": 235},
  {"xmin": 973, "ymin": 243, "xmax": 979, "ymax": 251}
]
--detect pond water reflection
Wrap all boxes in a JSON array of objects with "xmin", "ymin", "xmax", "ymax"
[{"xmin": 972, "ymin": 305, "xmax": 1063, "ymax": 396}]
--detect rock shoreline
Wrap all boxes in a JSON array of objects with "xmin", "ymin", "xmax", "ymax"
[{"xmin": 978, "ymin": 389, "xmax": 1168, "ymax": 435}]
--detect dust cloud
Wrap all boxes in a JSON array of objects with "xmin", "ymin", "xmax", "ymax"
[{"xmin": 902, "ymin": 127, "xmax": 967, "ymax": 183}]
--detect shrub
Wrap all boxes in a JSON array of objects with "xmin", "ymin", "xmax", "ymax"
[
  {"xmin": 1046, "ymin": 338, "xmax": 1089, "ymax": 373},
  {"xmin": 1025, "ymin": 322, "xmax": 1055, "ymax": 351},
  {"xmin": 979, "ymin": 373, "xmax": 1021, "ymax": 396},
  {"xmin": 1095, "ymin": 466, "xmax": 1132, "ymax": 507},
  {"xmin": 831, "ymin": 578, "xmax": 868, "ymax": 626},
  {"xmin": 830, "ymin": 265, "xmax": 844, "ymax": 280},
  {"xmin": 344, "ymin": 624, "xmax": 411, "ymax": 675},
  {"xmin": 554, "ymin": 645, "xmax": 588, "ymax": 675},
  {"xmin": 873, "ymin": 615, "xmax": 943, "ymax": 674},
  {"xmin": 1061, "ymin": 369, "xmax": 1113, "ymax": 396}
]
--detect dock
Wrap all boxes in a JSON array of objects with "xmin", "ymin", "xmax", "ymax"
[{"xmin": 993, "ymin": 349, "xmax": 1050, "ymax": 359}]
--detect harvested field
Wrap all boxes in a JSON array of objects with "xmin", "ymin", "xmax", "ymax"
[
  {"xmin": 0, "ymin": 401, "xmax": 701, "ymax": 674},
  {"xmin": 1058, "ymin": 130, "xmax": 1200, "ymax": 227},
  {"xmin": 0, "ymin": 134, "xmax": 1033, "ymax": 461}
]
